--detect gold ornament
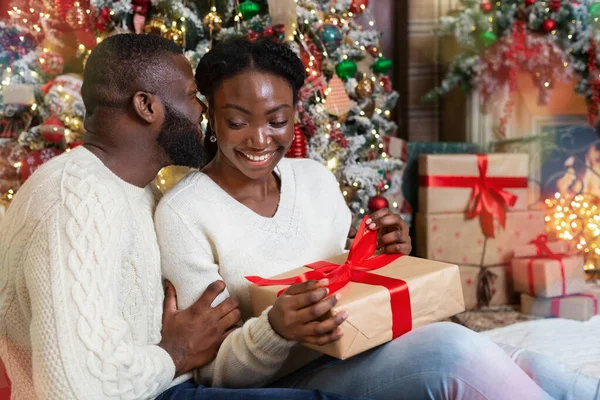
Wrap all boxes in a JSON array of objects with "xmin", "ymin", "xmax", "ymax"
[
  {"xmin": 356, "ymin": 76, "xmax": 374, "ymax": 98},
  {"xmin": 66, "ymin": 5, "xmax": 88, "ymax": 30},
  {"xmin": 166, "ymin": 27, "xmax": 184, "ymax": 47},
  {"xmin": 154, "ymin": 166, "xmax": 193, "ymax": 193},
  {"xmin": 145, "ymin": 16, "xmax": 166, "ymax": 35},
  {"xmin": 203, "ymin": 11, "xmax": 223, "ymax": 32}
]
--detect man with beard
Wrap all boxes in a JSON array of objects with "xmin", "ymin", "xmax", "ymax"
[{"xmin": 0, "ymin": 34, "xmax": 358, "ymax": 400}]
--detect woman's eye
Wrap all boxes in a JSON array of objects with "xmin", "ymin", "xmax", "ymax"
[
  {"xmin": 270, "ymin": 120, "xmax": 288, "ymax": 128},
  {"xmin": 227, "ymin": 121, "xmax": 245, "ymax": 129}
]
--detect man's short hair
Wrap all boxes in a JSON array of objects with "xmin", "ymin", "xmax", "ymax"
[{"xmin": 81, "ymin": 34, "xmax": 182, "ymax": 115}]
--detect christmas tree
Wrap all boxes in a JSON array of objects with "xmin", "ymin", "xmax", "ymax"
[
  {"xmin": 425, "ymin": 0, "xmax": 600, "ymax": 138},
  {"xmin": 0, "ymin": 0, "xmax": 404, "ymax": 225}
]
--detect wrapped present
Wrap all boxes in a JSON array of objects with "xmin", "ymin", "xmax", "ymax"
[
  {"xmin": 459, "ymin": 265, "xmax": 517, "ymax": 310},
  {"xmin": 520, "ymin": 287, "xmax": 600, "ymax": 321},
  {"xmin": 382, "ymin": 136, "xmax": 408, "ymax": 161},
  {"xmin": 246, "ymin": 217, "xmax": 465, "ymax": 360},
  {"xmin": 419, "ymin": 154, "xmax": 529, "ymax": 237},
  {"xmin": 512, "ymin": 235, "xmax": 586, "ymax": 298},
  {"xmin": 416, "ymin": 210, "xmax": 546, "ymax": 267}
]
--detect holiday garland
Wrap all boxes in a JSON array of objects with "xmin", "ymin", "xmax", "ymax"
[{"xmin": 425, "ymin": 0, "xmax": 600, "ymax": 137}]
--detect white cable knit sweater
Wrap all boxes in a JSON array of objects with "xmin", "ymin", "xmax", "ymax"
[
  {"xmin": 155, "ymin": 158, "xmax": 352, "ymax": 389},
  {"xmin": 0, "ymin": 147, "xmax": 184, "ymax": 400}
]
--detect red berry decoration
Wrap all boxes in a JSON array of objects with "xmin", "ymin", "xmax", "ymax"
[
  {"xmin": 480, "ymin": 2, "xmax": 493, "ymax": 12},
  {"xmin": 368, "ymin": 195, "xmax": 389, "ymax": 213},
  {"xmin": 542, "ymin": 19, "xmax": 556, "ymax": 32},
  {"xmin": 524, "ymin": 0, "xmax": 535, "ymax": 5}
]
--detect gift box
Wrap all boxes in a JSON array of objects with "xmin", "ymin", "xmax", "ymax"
[
  {"xmin": 512, "ymin": 234, "xmax": 586, "ymax": 298},
  {"xmin": 246, "ymin": 219, "xmax": 465, "ymax": 360},
  {"xmin": 418, "ymin": 153, "xmax": 529, "ymax": 215},
  {"xmin": 416, "ymin": 210, "xmax": 546, "ymax": 267},
  {"xmin": 520, "ymin": 288, "xmax": 600, "ymax": 321},
  {"xmin": 382, "ymin": 136, "xmax": 408, "ymax": 161},
  {"xmin": 459, "ymin": 265, "xmax": 517, "ymax": 310}
]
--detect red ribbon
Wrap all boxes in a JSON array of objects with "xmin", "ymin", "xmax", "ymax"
[
  {"xmin": 551, "ymin": 294, "xmax": 598, "ymax": 318},
  {"xmin": 246, "ymin": 217, "xmax": 412, "ymax": 339},
  {"xmin": 527, "ymin": 235, "xmax": 566, "ymax": 296},
  {"xmin": 419, "ymin": 154, "xmax": 527, "ymax": 238}
]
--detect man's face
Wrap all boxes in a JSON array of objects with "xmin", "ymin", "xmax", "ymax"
[{"xmin": 156, "ymin": 54, "xmax": 210, "ymax": 168}]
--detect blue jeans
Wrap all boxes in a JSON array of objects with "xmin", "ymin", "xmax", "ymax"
[
  {"xmin": 157, "ymin": 381, "xmax": 363, "ymax": 400},
  {"xmin": 270, "ymin": 323, "xmax": 600, "ymax": 400}
]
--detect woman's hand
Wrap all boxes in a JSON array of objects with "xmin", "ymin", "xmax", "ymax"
[
  {"xmin": 366, "ymin": 208, "xmax": 411, "ymax": 255},
  {"xmin": 268, "ymin": 279, "xmax": 348, "ymax": 345}
]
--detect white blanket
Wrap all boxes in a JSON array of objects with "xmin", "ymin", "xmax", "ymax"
[{"xmin": 482, "ymin": 316, "xmax": 600, "ymax": 378}]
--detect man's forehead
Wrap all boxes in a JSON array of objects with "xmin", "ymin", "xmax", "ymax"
[{"xmin": 161, "ymin": 54, "xmax": 194, "ymax": 83}]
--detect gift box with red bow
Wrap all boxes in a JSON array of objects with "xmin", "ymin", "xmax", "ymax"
[
  {"xmin": 459, "ymin": 264, "xmax": 517, "ymax": 310},
  {"xmin": 246, "ymin": 217, "xmax": 465, "ymax": 360},
  {"xmin": 512, "ymin": 235, "xmax": 586, "ymax": 298},
  {"xmin": 520, "ymin": 284, "xmax": 600, "ymax": 321}
]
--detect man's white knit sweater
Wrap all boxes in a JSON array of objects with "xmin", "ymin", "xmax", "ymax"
[
  {"xmin": 0, "ymin": 147, "xmax": 185, "ymax": 399},
  {"xmin": 155, "ymin": 158, "xmax": 352, "ymax": 389}
]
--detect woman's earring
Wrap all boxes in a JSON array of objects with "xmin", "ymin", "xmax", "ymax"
[{"xmin": 209, "ymin": 135, "xmax": 217, "ymax": 143}]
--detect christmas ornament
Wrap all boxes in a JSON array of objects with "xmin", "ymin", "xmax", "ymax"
[
  {"xmin": 349, "ymin": 0, "xmax": 369, "ymax": 14},
  {"xmin": 54, "ymin": 0, "xmax": 75, "ymax": 25},
  {"xmin": 95, "ymin": 7, "xmax": 112, "ymax": 31},
  {"xmin": 542, "ymin": 19, "xmax": 556, "ymax": 33},
  {"xmin": 329, "ymin": 128, "xmax": 349, "ymax": 148},
  {"xmin": 248, "ymin": 25, "xmax": 285, "ymax": 42},
  {"xmin": 300, "ymin": 38, "xmax": 323, "ymax": 75},
  {"xmin": 368, "ymin": 195, "xmax": 389, "ymax": 212},
  {"xmin": 66, "ymin": 4, "xmax": 88, "ymax": 30},
  {"xmin": 286, "ymin": 124, "xmax": 307, "ymax": 158},
  {"xmin": 592, "ymin": 3, "xmax": 600, "ymax": 19},
  {"xmin": 480, "ymin": 2, "xmax": 493, "ymax": 12},
  {"xmin": 39, "ymin": 51, "xmax": 64, "ymax": 76},
  {"xmin": 19, "ymin": 148, "xmax": 62, "ymax": 181},
  {"xmin": 145, "ymin": 16, "xmax": 166, "ymax": 35},
  {"xmin": 240, "ymin": 0, "xmax": 261, "ymax": 19},
  {"xmin": 335, "ymin": 59, "xmax": 358, "ymax": 80},
  {"xmin": 356, "ymin": 76, "xmax": 374, "ymax": 98},
  {"xmin": 323, "ymin": 14, "xmax": 342, "ymax": 26},
  {"xmin": 381, "ymin": 76, "xmax": 392, "ymax": 93},
  {"xmin": 524, "ymin": 0, "xmax": 535, "ymax": 5},
  {"xmin": 371, "ymin": 56, "xmax": 393, "ymax": 74},
  {"xmin": 203, "ymin": 11, "xmax": 223, "ymax": 32},
  {"xmin": 478, "ymin": 30, "xmax": 498, "ymax": 48},
  {"xmin": 40, "ymin": 117, "xmax": 66, "ymax": 143},
  {"xmin": 324, "ymin": 75, "xmax": 355, "ymax": 118},
  {"xmin": 267, "ymin": 0, "xmax": 297, "ymax": 39},
  {"xmin": 549, "ymin": 0, "xmax": 561, "ymax": 12},
  {"xmin": 154, "ymin": 166, "xmax": 192, "ymax": 193},
  {"xmin": 321, "ymin": 24, "xmax": 343, "ymax": 54},
  {"xmin": 167, "ymin": 27, "xmax": 184, "ymax": 47},
  {"xmin": 366, "ymin": 45, "xmax": 379, "ymax": 57}
]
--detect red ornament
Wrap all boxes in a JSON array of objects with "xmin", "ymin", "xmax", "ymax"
[
  {"xmin": 542, "ymin": 19, "xmax": 556, "ymax": 32},
  {"xmin": 349, "ymin": 0, "xmax": 369, "ymax": 14},
  {"xmin": 54, "ymin": 0, "xmax": 75, "ymax": 25},
  {"xmin": 300, "ymin": 38, "xmax": 323, "ymax": 75},
  {"xmin": 368, "ymin": 195, "xmax": 389, "ymax": 213},
  {"xmin": 40, "ymin": 117, "xmax": 66, "ymax": 143},
  {"xmin": 524, "ymin": 0, "xmax": 535, "ymax": 5},
  {"xmin": 19, "ymin": 148, "xmax": 62, "ymax": 181},
  {"xmin": 286, "ymin": 124, "xmax": 307, "ymax": 158},
  {"xmin": 95, "ymin": 7, "xmax": 112, "ymax": 31},
  {"xmin": 480, "ymin": 2, "xmax": 493, "ymax": 12},
  {"xmin": 550, "ymin": 0, "xmax": 561, "ymax": 11},
  {"xmin": 366, "ymin": 45, "xmax": 379, "ymax": 57}
]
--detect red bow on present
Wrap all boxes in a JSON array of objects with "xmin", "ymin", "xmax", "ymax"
[
  {"xmin": 420, "ymin": 154, "xmax": 527, "ymax": 238},
  {"xmin": 246, "ymin": 216, "xmax": 412, "ymax": 338},
  {"xmin": 527, "ymin": 234, "xmax": 566, "ymax": 296}
]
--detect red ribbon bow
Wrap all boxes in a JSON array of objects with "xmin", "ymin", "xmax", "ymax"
[
  {"xmin": 420, "ymin": 154, "xmax": 527, "ymax": 238},
  {"xmin": 246, "ymin": 217, "xmax": 412, "ymax": 338},
  {"xmin": 527, "ymin": 234, "xmax": 566, "ymax": 296}
]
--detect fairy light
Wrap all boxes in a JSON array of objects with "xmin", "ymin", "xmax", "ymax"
[{"xmin": 327, "ymin": 158, "xmax": 338, "ymax": 170}]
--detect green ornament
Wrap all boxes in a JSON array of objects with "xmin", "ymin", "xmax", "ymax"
[
  {"xmin": 371, "ymin": 56, "xmax": 393, "ymax": 74},
  {"xmin": 478, "ymin": 30, "xmax": 498, "ymax": 48},
  {"xmin": 335, "ymin": 59, "xmax": 358, "ymax": 80},
  {"xmin": 592, "ymin": 3, "xmax": 600, "ymax": 19},
  {"xmin": 240, "ymin": 0, "xmax": 261, "ymax": 20}
]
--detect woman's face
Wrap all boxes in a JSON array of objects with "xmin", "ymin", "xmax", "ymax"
[{"xmin": 210, "ymin": 70, "xmax": 295, "ymax": 180}]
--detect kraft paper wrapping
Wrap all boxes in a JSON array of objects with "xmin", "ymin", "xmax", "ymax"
[
  {"xmin": 418, "ymin": 153, "xmax": 529, "ymax": 214},
  {"xmin": 512, "ymin": 255, "xmax": 586, "ymax": 298},
  {"xmin": 459, "ymin": 265, "xmax": 517, "ymax": 310},
  {"xmin": 513, "ymin": 240, "xmax": 571, "ymax": 259},
  {"xmin": 520, "ymin": 287, "xmax": 600, "ymax": 321},
  {"xmin": 416, "ymin": 210, "xmax": 546, "ymax": 267},
  {"xmin": 249, "ymin": 255, "xmax": 465, "ymax": 360}
]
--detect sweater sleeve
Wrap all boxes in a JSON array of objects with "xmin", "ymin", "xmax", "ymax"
[
  {"xmin": 24, "ymin": 173, "xmax": 175, "ymax": 399},
  {"xmin": 155, "ymin": 200, "xmax": 296, "ymax": 388}
]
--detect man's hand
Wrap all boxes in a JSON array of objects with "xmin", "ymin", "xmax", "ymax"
[
  {"xmin": 268, "ymin": 279, "xmax": 348, "ymax": 345},
  {"xmin": 366, "ymin": 208, "xmax": 412, "ymax": 255},
  {"xmin": 159, "ymin": 280, "xmax": 241, "ymax": 377}
]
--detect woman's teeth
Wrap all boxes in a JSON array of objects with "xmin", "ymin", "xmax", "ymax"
[{"xmin": 241, "ymin": 152, "xmax": 273, "ymax": 162}]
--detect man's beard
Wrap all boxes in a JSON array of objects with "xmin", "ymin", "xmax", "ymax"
[{"xmin": 157, "ymin": 102, "xmax": 209, "ymax": 168}]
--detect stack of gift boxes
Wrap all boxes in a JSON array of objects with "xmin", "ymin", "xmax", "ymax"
[
  {"xmin": 511, "ymin": 236, "xmax": 598, "ymax": 321},
  {"xmin": 415, "ymin": 153, "xmax": 547, "ymax": 310}
]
